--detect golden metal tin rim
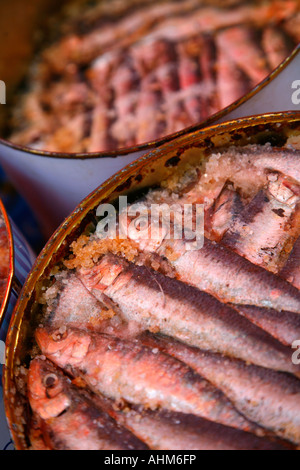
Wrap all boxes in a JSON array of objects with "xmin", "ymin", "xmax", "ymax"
[
  {"xmin": 3, "ymin": 110, "xmax": 300, "ymax": 449},
  {"xmin": 0, "ymin": 45, "xmax": 299, "ymax": 160},
  {"xmin": 0, "ymin": 199, "xmax": 14, "ymax": 328}
]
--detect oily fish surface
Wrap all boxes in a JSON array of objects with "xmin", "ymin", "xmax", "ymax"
[{"xmin": 26, "ymin": 143, "xmax": 300, "ymax": 450}]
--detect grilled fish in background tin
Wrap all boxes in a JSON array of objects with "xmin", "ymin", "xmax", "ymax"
[{"xmin": 6, "ymin": 0, "xmax": 300, "ymax": 153}]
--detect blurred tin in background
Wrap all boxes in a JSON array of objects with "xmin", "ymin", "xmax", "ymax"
[
  {"xmin": 0, "ymin": 0, "xmax": 299, "ymax": 238},
  {"xmin": 0, "ymin": 199, "xmax": 35, "ymax": 450}
]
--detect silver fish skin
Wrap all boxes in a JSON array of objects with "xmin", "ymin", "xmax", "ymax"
[
  {"xmin": 215, "ymin": 26, "xmax": 270, "ymax": 86},
  {"xmin": 158, "ymin": 237, "xmax": 300, "ymax": 314},
  {"xmin": 78, "ymin": 255, "xmax": 300, "ymax": 376},
  {"xmin": 215, "ymin": 32, "xmax": 250, "ymax": 109},
  {"xmin": 252, "ymin": 148, "xmax": 300, "ymax": 185},
  {"xmin": 262, "ymin": 26, "xmax": 292, "ymax": 71},
  {"xmin": 107, "ymin": 405, "xmax": 290, "ymax": 451},
  {"xmin": 42, "ymin": 272, "xmax": 140, "ymax": 339},
  {"xmin": 140, "ymin": 333, "xmax": 300, "ymax": 445},
  {"xmin": 118, "ymin": 180, "xmax": 300, "ymax": 314},
  {"xmin": 232, "ymin": 304, "xmax": 300, "ymax": 347},
  {"xmin": 44, "ymin": 273, "xmax": 106, "ymax": 329},
  {"xmin": 221, "ymin": 180, "xmax": 300, "ymax": 274},
  {"xmin": 206, "ymin": 184, "xmax": 244, "ymax": 241},
  {"xmin": 35, "ymin": 327, "xmax": 261, "ymax": 434}
]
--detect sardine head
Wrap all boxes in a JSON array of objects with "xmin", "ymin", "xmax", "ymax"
[
  {"xmin": 35, "ymin": 327, "xmax": 91, "ymax": 365},
  {"xmin": 28, "ymin": 358, "xmax": 71, "ymax": 420}
]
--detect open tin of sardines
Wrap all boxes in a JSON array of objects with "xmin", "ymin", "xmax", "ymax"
[
  {"xmin": 0, "ymin": 0, "xmax": 299, "ymax": 236},
  {"xmin": 3, "ymin": 111, "xmax": 300, "ymax": 450}
]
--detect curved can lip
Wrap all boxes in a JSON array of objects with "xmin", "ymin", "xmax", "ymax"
[
  {"xmin": 0, "ymin": 199, "xmax": 14, "ymax": 329},
  {"xmin": 0, "ymin": 44, "xmax": 299, "ymax": 160},
  {"xmin": 3, "ymin": 110, "xmax": 300, "ymax": 449}
]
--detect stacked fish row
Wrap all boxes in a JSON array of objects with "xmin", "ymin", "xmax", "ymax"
[
  {"xmin": 27, "ymin": 144, "xmax": 300, "ymax": 450},
  {"xmin": 8, "ymin": 0, "xmax": 300, "ymax": 153}
]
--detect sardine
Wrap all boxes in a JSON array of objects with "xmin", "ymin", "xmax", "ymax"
[
  {"xmin": 169, "ymin": 238, "xmax": 300, "ymax": 313},
  {"xmin": 222, "ymin": 183, "xmax": 300, "ymax": 273},
  {"xmin": 43, "ymin": 273, "xmax": 107, "ymax": 330},
  {"xmin": 79, "ymin": 255, "xmax": 300, "ymax": 375},
  {"xmin": 132, "ymin": 70, "xmax": 164, "ymax": 143},
  {"xmin": 44, "ymin": 272, "xmax": 144, "ymax": 339},
  {"xmin": 132, "ymin": 38, "xmax": 181, "ymax": 141},
  {"xmin": 198, "ymin": 34, "xmax": 219, "ymax": 116},
  {"xmin": 206, "ymin": 184, "xmax": 244, "ymax": 241},
  {"xmin": 118, "ymin": 203, "xmax": 300, "ymax": 313},
  {"xmin": 110, "ymin": 58, "xmax": 140, "ymax": 146},
  {"xmin": 88, "ymin": 51, "xmax": 121, "ymax": 101},
  {"xmin": 177, "ymin": 37, "xmax": 204, "ymax": 123},
  {"xmin": 115, "ymin": 148, "xmax": 300, "ymax": 312},
  {"xmin": 262, "ymin": 27, "xmax": 292, "ymax": 70},
  {"xmin": 216, "ymin": 26, "xmax": 270, "ymax": 86},
  {"xmin": 35, "ymin": 327, "xmax": 260, "ymax": 433},
  {"xmin": 136, "ymin": 81, "xmax": 164, "ymax": 143},
  {"xmin": 233, "ymin": 304, "xmax": 300, "ymax": 347},
  {"xmin": 43, "ymin": 0, "xmax": 199, "ymax": 72},
  {"xmin": 87, "ymin": 52, "xmax": 120, "ymax": 151},
  {"xmin": 178, "ymin": 146, "xmax": 300, "ymax": 209},
  {"xmin": 137, "ymin": 38, "xmax": 188, "ymax": 135},
  {"xmin": 23, "ymin": 91, "xmax": 55, "ymax": 133},
  {"xmin": 283, "ymin": 13, "xmax": 300, "ymax": 43},
  {"xmin": 140, "ymin": 333, "xmax": 300, "ymax": 445},
  {"xmin": 252, "ymin": 148, "xmax": 300, "ymax": 184},
  {"xmin": 28, "ymin": 357, "xmax": 147, "ymax": 450},
  {"xmin": 107, "ymin": 406, "xmax": 289, "ymax": 451},
  {"xmin": 28, "ymin": 414, "xmax": 52, "ymax": 451},
  {"xmin": 157, "ymin": 62, "xmax": 188, "ymax": 135},
  {"xmin": 149, "ymin": 2, "xmax": 298, "ymax": 42},
  {"xmin": 87, "ymin": 98, "xmax": 115, "ymax": 152},
  {"xmin": 215, "ymin": 34, "xmax": 250, "ymax": 109},
  {"xmin": 44, "ymin": 113, "xmax": 87, "ymax": 154}
]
